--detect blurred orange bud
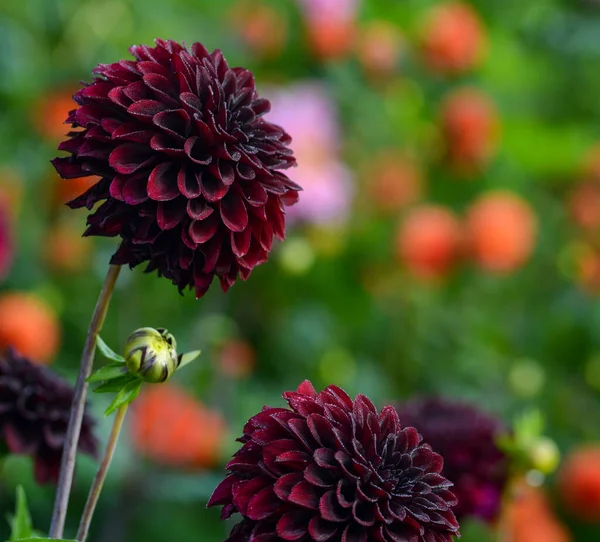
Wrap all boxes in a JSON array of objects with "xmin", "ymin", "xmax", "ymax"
[
  {"xmin": 576, "ymin": 245, "xmax": 600, "ymax": 293},
  {"xmin": 395, "ymin": 204, "xmax": 463, "ymax": 280},
  {"xmin": 559, "ymin": 445, "xmax": 600, "ymax": 522},
  {"xmin": 306, "ymin": 17, "xmax": 356, "ymax": 61},
  {"xmin": 441, "ymin": 87, "xmax": 499, "ymax": 173},
  {"xmin": 217, "ymin": 339, "xmax": 256, "ymax": 379},
  {"xmin": 33, "ymin": 87, "xmax": 78, "ymax": 141},
  {"xmin": 367, "ymin": 151, "xmax": 423, "ymax": 213},
  {"xmin": 466, "ymin": 190, "xmax": 537, "ymax": 273},
  {"xmin": 0, "ymin": 292, "xmax": 61, "ymax": 364},
  {"xmin": 356, "ymin": 21, "xmax": 404, "ymax": 78},
  {"xmin": 230, "ymin": 1, "xmax": 287, "ymax": 60},
  {"xmin": 130, "ymin": 384, "xmax": 227, "ymax": 469},
  {"xmin": 44, "ymin": 220, "xmax": 91, "ymax": 274},
  {"xmin": 421, "ymin": 2, "xmax": 486, "ymax": 75},
  {"xmin": 53, "ymin": 173, "xmax": 99, "ymax": 207},
  {"xmin": 504, "ymin": 484, "xmax": 572, "ymax": 542},
  {"xmin": 569, "ymin": 180, "xmax": 600, "ymax": 231}
]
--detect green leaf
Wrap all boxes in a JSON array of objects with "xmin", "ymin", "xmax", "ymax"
[
  {"xmin": 9, "ymin": 486, "xmax": 32, "ymax": 541},
  {"xmin": 87, "ymin": 361, "xmax": 128, "ymax": 383},
  {"xmin": 13, "ymin": 538, "xmax": 78, "ymax": 541},
  {"xmin": 93, "ymin": 374, "xmax": 138, "ymax": 394},
  {"xmin": 104, "ymin": 378, "xmax": 142, "ymax": 416},
  {"xmin": 96, "ymin": 335, "xmax": 125, "ymax": 363},
  {"xmin": 177, "ymin": 350, "xmax": 201, "ymax": 370}
]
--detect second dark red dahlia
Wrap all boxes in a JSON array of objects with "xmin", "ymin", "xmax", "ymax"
[
  {"xmin": 52, "ymin": 39, "xmax": 299, "ymax": 297},
  {"xmin": 397, "ymin": 397, "xmax": 508, "ymax": 523},
  {"xmin": 208, "ymin": 381, "xmax": 460, "ymax": 541}
]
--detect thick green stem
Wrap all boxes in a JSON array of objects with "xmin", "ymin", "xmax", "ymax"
[
  {"xmin": 49, "ymin": 264, "xmax": 122, "ymax": 538},
  {"xmin": 77, "ymin": 404, "xmax": 128, "ymax": 542}
]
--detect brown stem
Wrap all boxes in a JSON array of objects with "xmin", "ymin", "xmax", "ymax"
[
  {"xmin": 77, "ymin": 404, "xmax": 128, "ymax": 542},
  {"xmin": 49, "ymin": 264, "xmax": 122, "ymax": 538}
]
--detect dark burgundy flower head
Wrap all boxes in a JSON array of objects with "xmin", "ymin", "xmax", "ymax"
[
  {"xmin": 208, "ymin": 381, "xmax": 460, "ymax": 541},
  {"xmin": 396, "ymin": 397, "xmax": 508, "ymax": 523},
  {"xmin": 0, "ymin": 347, "xmax": 98, "ymax": 484},
  {"xmin": 52, "ymin": 39, "xmax": 299, "ymax": 297}
]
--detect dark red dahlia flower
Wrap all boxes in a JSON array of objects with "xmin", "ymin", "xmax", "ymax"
[
  {"xmin": 52, "ymin": 39, "xmax": 299, "ymax": 297},
  {"xmin": 208, "ymin": 381, "xmax": 460, "ymax": 541},
  {"xmin": 396, "ymin": 398, "xmax": 508, "ymax": 523},
  {"xmin": 0, "ymin": 347, "xmax": 97, "ymax": 484}
]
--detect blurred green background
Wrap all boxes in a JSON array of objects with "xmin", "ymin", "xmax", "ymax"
[{"xmin": 1, "ymin": 0, "xmax": 600, "ymax": 540}]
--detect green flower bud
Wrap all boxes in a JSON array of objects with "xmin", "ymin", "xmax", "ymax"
[
  {"xmin": 529, "ymin": 436, "xmax": 560, "ymax": 475},
  {"xmin": 124, "ymin": 327, "xmax": 179, "ymax": 383}
]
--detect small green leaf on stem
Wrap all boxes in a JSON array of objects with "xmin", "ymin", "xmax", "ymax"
[
  {"xmin": 104, "ymin": 379, "xmax": 142, "ymax": 416},
  {"xmin": 96, "ymin": 336, "xmax": 126, "ymax": 363},
  {"xmin": 178, "ymin": 350, "xmax": 201, "ymax": 370},
  {"xmin": 9, "ymin": 486, "xmax": 33, "ymax": 541},
  {"xmin": 87, "ymin": 362, "xmax": 128, "ymax": 383},
  {"xmin": 93, "ymin": 374, "xmax": 138, "ymax": 394}
]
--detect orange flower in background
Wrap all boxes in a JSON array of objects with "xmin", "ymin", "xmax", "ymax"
[
  {"xmin": 559, "ymin": 445, "xmax": 600, "ymax": 522},
  {"xmin": 395, "ymin": 204, "xmax": 463, "ymax": 280},
  {"xmin": 217, "ymin": 339, "xmax": 256, "ymax": 379},
  {"xmin": 44, "ymin": 220, "xmax": 91, "ymax": 274},
  {"xmin": 421, "ymin": 2, "xmax": 486, "ymax": 75},
  {"xmin": 576, "ymin": 245, "xmax": 600, "ymax": 294},
  {"xmin": 130, "ymin": 384, "xmax": 226, "ymax": 469},
  {"xmin": 297, "ymin": 0, "xmax": 358, "ymax": 61},
  {"xmin": 33, "ymin": 87, "xmax": 77, "ymax": 141},
  {"xmin": 441, "ymin": 87, "xmax": 499, "ymax": 173},
  {"xmin": 568, "ymin": 181, "xmax": 600, "ymax": 231},
  {"xmin": 504, "ymin": 484, "xmax": 572, "ymax": 542},
  {"xmin": 229, "ymin": 1, "xmax": 287, "ymax": 60},
  {"xmin": 466, "ymin": 190, "xmax": 537, "ymax": 273},
  {"xmin": 0, "ymin": 292, "xmax": 61, "ymax": 364},
  {"xmin": 305, "ymin": 17, "xmax": 356, "ymax": 61},
  {"xmin": 52, "ymin": 173, "xmax": 100, "ymax": 207},
  {"xmin": 367, "ymin": 151, "xmax": 423, "ymax": 213},
  {"xmin": 356, "ymin": 21, "xmax": 404, "ymax": 79}
]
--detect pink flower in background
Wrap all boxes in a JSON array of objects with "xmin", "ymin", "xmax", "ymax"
[
  {"xmin": 267, "ymin": 83, "xmax": 353, "ymax": 226},
  {"xmin": 0, "ymin": 204, "xmax": 12, "ymax": 280},
  {"xmin": 296, "ymin": 0, "xmax": 359, "ymax": 23}
]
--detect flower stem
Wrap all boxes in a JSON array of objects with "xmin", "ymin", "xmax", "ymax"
[
  {"xmin": 49, "ymin": 264, "xmax": 121, "ymax": 538},
  {"xmin": 77, "ymin": 404, "xmax": 128, "ymax": 542}
]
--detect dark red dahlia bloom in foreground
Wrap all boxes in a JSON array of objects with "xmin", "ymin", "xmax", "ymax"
[
  {"xmin": 396, "ymin": 398, "xmax": 508, "ymax": 523},
  {"xmin": 52, "ymin": 39, "xmax": 299, "ymax": 297},
  {"xmin": 208, "ymin": 381, "xmax": 460, "ymax": 541},
  {"xmin": 0, "ymin": 348, "xmax": 97, "ymax": 484}
]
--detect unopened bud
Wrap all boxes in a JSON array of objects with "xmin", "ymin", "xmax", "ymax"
[
  {"xmin": 124, "ymin": 327, "xmax": 179, "ymax": 383},
  {"xmin": 529, "ymin": 436, "xmax": 560, "ymax": 475}
]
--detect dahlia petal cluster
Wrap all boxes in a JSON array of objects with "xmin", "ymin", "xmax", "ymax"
[
  {"xmin": 52, "ymin": 39, "xmax": 299, "ymax": 297},
  {"xmin": 0, "ymin": 348, "xmax": 97, "ymax": 484},
  {"xmin": 208, "ymin": 381, "xmax": 460, "ymax": 541},
  {"xmin": 397, "ymin": 398, "xmax": 508, "ymax": 523}
]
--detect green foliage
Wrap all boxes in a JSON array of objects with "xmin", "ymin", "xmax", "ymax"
[
  {"xmin": 7, "ymin": 487, "xmax": 32, "ymax": 541},
  {"xmin": 104, "ymin": 378, "xmax": 142, "ymax": 416}
]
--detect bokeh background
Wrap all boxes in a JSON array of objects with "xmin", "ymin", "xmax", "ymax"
[{"xmin": 1, "ymin": 0, "xmax": 600, "ymax": 540}]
